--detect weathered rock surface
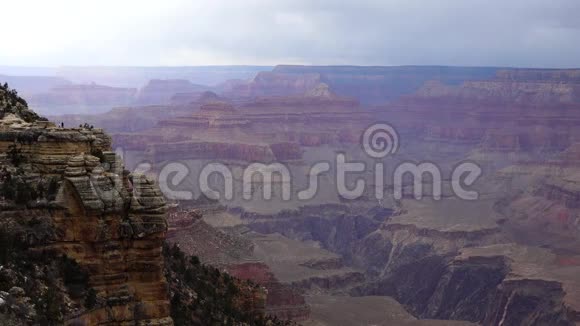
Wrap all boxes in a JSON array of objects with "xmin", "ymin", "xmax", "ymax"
[{"xmin": 0, "ymin": 96, "xmax": 173, "ymax": 325}]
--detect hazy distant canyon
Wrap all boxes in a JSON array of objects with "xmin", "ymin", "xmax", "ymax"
[{"xmin": 2, "ymin": 65, "xmax": 580, "ymax": 325}]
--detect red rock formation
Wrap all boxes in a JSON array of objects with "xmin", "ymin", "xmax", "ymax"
[{"xmin": 227, "ymin": 263, "xmax": 311, "ymax": 321}]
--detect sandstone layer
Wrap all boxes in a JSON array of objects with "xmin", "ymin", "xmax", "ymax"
[{"xmin": 0, "ymin": 86, "xmax": 173, "ymax": 325}]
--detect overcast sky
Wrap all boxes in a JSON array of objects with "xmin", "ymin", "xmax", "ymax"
[{"xmin": 1, "ymin": 0, "xmax": 579, "ymax": 68}]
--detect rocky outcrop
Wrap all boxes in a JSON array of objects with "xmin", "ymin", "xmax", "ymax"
[
  {"xmin": 60, "ymin": 160, "xmax": 172, "ymax": 326},
  {"xmin": 0, "ymin": 93, "xmax": 173, "ymax": 325}
]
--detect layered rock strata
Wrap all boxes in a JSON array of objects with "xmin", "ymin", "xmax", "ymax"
[{"xmin": 0, "ymin": 99, "xmax": 173, "ymax": 325}]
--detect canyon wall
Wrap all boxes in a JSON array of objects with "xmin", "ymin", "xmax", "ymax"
[
  {"xmin": 270, "ymin": 65, "xmax": 501, "ymax": 104},
  {"xmin": 0, "ymin": 86, "xmax": 173, "ymax": 325}
]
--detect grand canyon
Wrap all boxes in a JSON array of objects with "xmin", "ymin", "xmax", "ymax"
[
  {"xmin": 2, "ymin": 2, "xmax": 580, "ymax": 325},
  {"xmin": 1, "ymin": 63, "xmax": 579, "ymax": 326}
]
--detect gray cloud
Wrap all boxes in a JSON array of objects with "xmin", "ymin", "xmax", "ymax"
[{"xmin": 1, "ymin": 0, "xmax": 579, "ymax": 67}]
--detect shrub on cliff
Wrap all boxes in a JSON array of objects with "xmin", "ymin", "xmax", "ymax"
[
  {"xmin": 163, "ymin": 243, "xmax": 296, "ymax": 326},
  {"xmin": 7, "ymin": 144, "xmax": 24, "ymax": 166},
  {"xmin": 84, "ymin": 288, "xmax": 98, "ymax": 309},
  {"xmin": 1, "ymin": 172, "xmax": 60, "ymax": 206},
  {"xmin": 0, "ymin": 229, "xmax": 95, "ymax": 325},
  {"xmin": 36, "ymin": 285, "xmax": 65, "ymax": 324},
  {"xmin": 0, "ymin": 83, "xmax": 46, "ymax": 122},
  {"xmin": 0, "ymin": 174, "xmax": 39, "ymax": 206},
  {"xmin": 46, "ymin": 177, "xmax": 60, "ymax": 201},
  {"xmin": 0, "ymin": 313, "xmax": 20, "ymax": 326},
  {"xmin": 61, "ymin": 255, "xmax": 89, "ymax": 299}
]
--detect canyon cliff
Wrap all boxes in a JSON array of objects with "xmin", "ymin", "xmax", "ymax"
[{"xmin": 0, "ymin": 84, "xmax": 173, "ymax": 325}]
